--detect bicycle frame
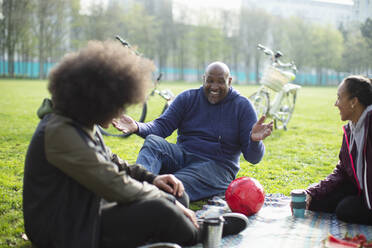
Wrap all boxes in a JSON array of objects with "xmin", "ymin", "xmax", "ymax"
[{"xmin": 250, "ymin": 44, "xmax": 301, "ymax": 130}]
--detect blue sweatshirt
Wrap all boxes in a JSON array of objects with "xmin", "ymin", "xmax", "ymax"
[{"xmin": 137, "ymin": 86, "xmax": 265, "ymax": 178}]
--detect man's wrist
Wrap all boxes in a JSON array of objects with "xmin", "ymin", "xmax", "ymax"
[{"xmin": 134, "ymin": 121, "xmax": 140, "ymax": 133}]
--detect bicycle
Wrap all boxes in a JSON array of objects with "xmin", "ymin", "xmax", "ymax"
[
  {"xmin": 98, "ymin": 36, "xmax": 175, "ymax": 138},
  {"xmin": 249, "ymin": 44, "xmax": 301, "ymax": 130}
]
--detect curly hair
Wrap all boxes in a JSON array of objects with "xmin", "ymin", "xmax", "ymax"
[
  {"xmin": 343, "ymin": 75, "xmax": 372, "ymax": 107},
  {"xmin": 48, "ymin": 40, "xmax": 155, "ymax": 127}
]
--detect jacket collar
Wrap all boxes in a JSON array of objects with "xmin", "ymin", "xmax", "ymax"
[{"xmin": 53, "ymin": 113, "xmax": 96, "ymax": 141}]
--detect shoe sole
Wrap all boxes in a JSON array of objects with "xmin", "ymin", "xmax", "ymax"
[{"xmin": 222, "ymin": 212, "xmax": 248, "ymax": 236}]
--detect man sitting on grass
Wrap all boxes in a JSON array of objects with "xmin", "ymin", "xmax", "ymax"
[{"xmin": 113, "ymin": 61, "xmax": 273, "ymax": 201}]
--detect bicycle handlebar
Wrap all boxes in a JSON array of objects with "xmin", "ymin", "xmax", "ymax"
[
  {"xmin": 115, "ymin": 35, "xmax": 129, "ymax": 47},
  {"xmin": 257, "ymin": 44, "xmax": 297, "ymax": 73},
  {"xmin": 115, "ymin": 35, "xmax": 142, "ymax": 56},
  {"xmin": 157, "ymin": 73, "xmax": 163, "ymax": 82},
  {"xmin": 257, "ymin": 44, "xmax": 273, "ymax": 56},
  {"xmin": 115, "ymin": 35, "xmax": 162, "ymax": 82}
]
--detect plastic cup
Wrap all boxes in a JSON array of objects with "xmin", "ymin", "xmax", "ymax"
[{"xmin": 291, "ymin": 189, "xmax": 306, "ymax": 218}]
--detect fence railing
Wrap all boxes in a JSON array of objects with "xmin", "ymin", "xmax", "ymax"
[
  {"xmin": 0, "ymin": 60, "xmax": 349, "ymax": 85},
  {"xmin": 0, "ymin": 61, "xmax": 56, "ymax": 78}
]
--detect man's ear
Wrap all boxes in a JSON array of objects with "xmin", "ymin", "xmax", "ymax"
[{"xmin": 228, "ymin": 76, "xmax": 232, "ymax": 86}]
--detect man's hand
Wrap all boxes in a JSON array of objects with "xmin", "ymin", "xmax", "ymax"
[
  {"xmin": 112, "ymin": 114, "xmax": 138, "ymax": 134},
  {"xmin": 153, "ymin": 174, "xmax": 185, "ymax": 198},
  {"xmin": 251, "ymin": 116, "xmax": 273, "ymax": 142}
]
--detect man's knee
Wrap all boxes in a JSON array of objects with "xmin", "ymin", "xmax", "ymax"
[{"xmin": 143, "ymin": 134, "xmax": 165, "ymax": 148}]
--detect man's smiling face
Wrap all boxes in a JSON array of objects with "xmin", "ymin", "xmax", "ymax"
[{"xmin": 203, "ymin": 64, "xmax": 231, "ymax": 104}]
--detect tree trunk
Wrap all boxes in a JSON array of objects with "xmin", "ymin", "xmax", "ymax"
[
  {"xmin": 5, "ymin": 0, "xmax": 15, "ymax": 77},
  {"xmin": 316, "ymin": 67, "xmax": 323, "ymax": 85},
  {"xmin": 254, "ymin": 54, "xmax": 260, "ymax": 84},
  {"xmin": 179, "ymin": 49, "xmax": 185, "ymax": 81},
  {"xmin": 244, "ymin": 54, "xmax": 251, "ymax": 84},
  {"xmin": 38, "ymin": 1, "xmax": 46, "ymax": 79}
]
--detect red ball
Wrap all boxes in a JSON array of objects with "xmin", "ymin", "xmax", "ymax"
[{"xmin": 225, "ymin": 177, "xmax": 265, "ymax": 216}]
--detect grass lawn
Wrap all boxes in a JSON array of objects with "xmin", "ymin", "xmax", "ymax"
[{"xmin": 0, "ymin": 79, "xmax": 344, "ymax": 247}]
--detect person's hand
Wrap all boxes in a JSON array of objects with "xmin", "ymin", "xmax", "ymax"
[
  {"xmin": 153, "ymin": 174, "xmax": 185, "ymax": 197},
  {"xmin": 175, "ymin": 200, "xmax": 199, "ymax": 229},
  {"xmin": 251, "ymin": 116, "xmax": 273, "ymax": 142},
  {"xmin": 306, "ymin": 193, "xmax": 312, "ymax": 210},
  {"xmin": 112, "ymin": 114, "xmax": 138, "ymax": 134}
]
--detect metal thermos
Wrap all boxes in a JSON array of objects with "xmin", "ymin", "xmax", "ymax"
[{"xmin": 203, "ymin": 216, "xmax": 225, "ymax": 248}]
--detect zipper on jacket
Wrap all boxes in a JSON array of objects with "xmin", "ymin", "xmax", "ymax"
[
  {"xmin": 343, "ymin": 126, "xmax": 362, "ymax": 195},
  {"xmin": 218, "ymin": 104, "xmax": 223, "ymax": 156},
  {"xmin": 363, "ymin": 121, "xmax": 371, "ymax": 209}
]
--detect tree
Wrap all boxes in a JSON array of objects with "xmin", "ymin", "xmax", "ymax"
[
  {"xmin": 171, "ymin": 6, "xmax": 192, "ymax": 81},
  {"xmin": 35, "ymin": 0, "xmax": 70, "ymax": 79},
  {"xmin": 361, "ymin": 18, "xmax": 372, "ymax": 46},
  {"xmin": 360, "ymin": 18, "xmax": 372, "ymax": 74},
  {"xmin": 121, "ymin": 4, "xmax": 159, "ymax": 59},
  {"xmin": 69, "ymin": 0, "xmax": 87, "ymax": 51},
  {"xmin": 310, "ymin": 25, "xmax": 343, "ymax": 85},
  {"xmin": 153, "ymin": 0, "xmax": 174, "ymax": 78},
  {"xmin": 83, "ymin": 1, "xmax": 111, "ymax": 41},
  {"xmin": 239, "ymin": 8, "xmax": 271, "ymax": 84},
  {"xmin": 283, "ymin": 17, "xmax": 315, "ymax": 71},
  {"xmin": 189, "ymin": 25, "xmax": 209, "ymax": 79},
  {"xmin": 2, "ymin": 0, "xmax": 30, "ymax": 77},
  {"xmin": 219, "ymin": 9, "xmax": 240, "ymax": 83},
  {"xmin": 17, "ymin": 2, "xmax": 36, "ymax": 77},
  {"xmin": 342, "ymin": 30, "xmax": 370, "ymax": 74}
]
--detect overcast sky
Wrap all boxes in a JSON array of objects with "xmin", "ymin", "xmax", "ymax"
[
  {"xmin": 81, "ymin": 0, "xmax": 354, "ymax": 13},
  {"xmin": 81, "ymin": 0, "xmax": 353, "ymax": 13}
]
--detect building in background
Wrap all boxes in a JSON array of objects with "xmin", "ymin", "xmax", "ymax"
[
  {"xmin": 108, "ymin": 0, "xmax": 173, "ymax": 16},
  {"xmin": 353, "ymin": 0, "xmax": 372, "ymax": 22},
  {"xmin": 0, "ymin": 0, "xmax": 3, "ymax": 20},
  {"xmin": 241, "ymin": 0, "xmax": 353, "ymax": 27}
]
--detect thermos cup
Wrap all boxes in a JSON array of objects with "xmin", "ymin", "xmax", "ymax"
[{"xmin": 291, "ymin": 189, "xmax": 306, "ymax": 218}]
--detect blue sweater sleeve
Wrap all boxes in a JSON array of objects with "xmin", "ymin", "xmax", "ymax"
[
  {"xmin": 137, "ymin": 91, "xmax": 187, "ymax": 138},
  {"xmin": 239, "ymin": 99, "xmax": 265, "ymax": 164}
]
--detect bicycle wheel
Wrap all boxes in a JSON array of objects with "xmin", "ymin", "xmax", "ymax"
[
  {"xmin": 274, "ymin": 91, "xmax": 297, "ymax": 130},
  {"xmin": 249, "ymin": 90, "xmax": 270, "ymax": 118},
  {"xmin": 98, "ymin": 102, "xmax": 147, "ymax": 138}
]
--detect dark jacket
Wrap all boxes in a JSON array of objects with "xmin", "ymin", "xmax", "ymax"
[
  {"xmin": 307, "ymin": 109, "xmax": 372, "ymax": 210},
  {"xmin": 23, "ymin": 113, "xmax": 174, "ymax": 248}
]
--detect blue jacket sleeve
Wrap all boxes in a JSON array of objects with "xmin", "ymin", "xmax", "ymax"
[
  {"xmin": 239, "ymin": 99, "xmax": 265, "ymax": 164},
  {"xmin": 137, "ymin": 91, "xmax": 187, "ymax": 138}
]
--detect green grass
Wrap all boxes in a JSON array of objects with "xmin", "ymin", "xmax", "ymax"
[{"xmin": 0, "ymin": 79, "xmax": 343, "ymax": 247}]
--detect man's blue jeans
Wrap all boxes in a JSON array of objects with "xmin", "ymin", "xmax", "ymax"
[{"xmin": 136, "ymin": 134, "xmax": 234, "ymax": 201}]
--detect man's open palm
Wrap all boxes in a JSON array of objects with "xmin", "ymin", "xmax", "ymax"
[
  {"xmin": 251, "ymin": 116, "xmax": 273, "ymax": 141},
  {"xmin": 112, "ymin": 114, "xmax": 138, "ymax": 134}
]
